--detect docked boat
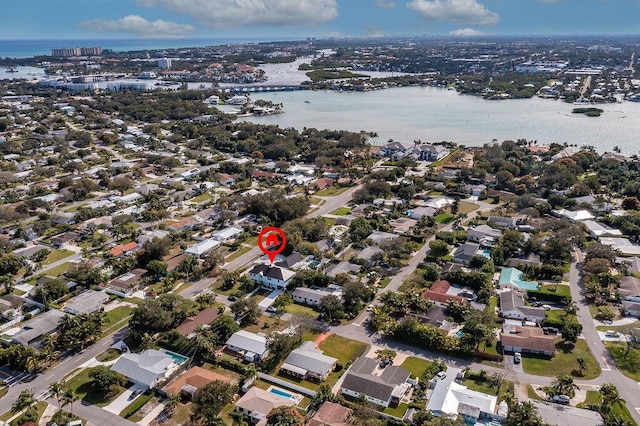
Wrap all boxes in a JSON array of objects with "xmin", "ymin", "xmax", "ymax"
[
  {"xmin": 627, "ymin": 94, "xmax": 640, "ymax": 103},
  {"xmin": 573, "ymin": 97, "xmax": 591, "ymax": 105}
]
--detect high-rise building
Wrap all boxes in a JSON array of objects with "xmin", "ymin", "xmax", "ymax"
[
  {"xmin": 158, "ymin": 58, "xmax": 172, "ymax": 70},
  {"xmin": 51, "ymin": 46, "xmax": 102, "ymax": 57}
]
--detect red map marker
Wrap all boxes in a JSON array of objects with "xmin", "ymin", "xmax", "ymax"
[{"xmin": 258, "ymin": 227, "xmax": 286, "ymax": 265}]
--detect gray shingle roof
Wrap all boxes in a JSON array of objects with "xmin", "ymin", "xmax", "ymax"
[
  {"xmin": 282, "ymin": 341, "xmax": 337, "ymax": 376},
  {"xmin": 341, "ymin": 357, "xmax": 410, "ymax": 402},
  {"xmin": 110, "ymin": 349, "xmax": 174, "ymax": 388},
  {"xmin": 226, "ymin": 330, "xmax": 267, "ymax": 355}
]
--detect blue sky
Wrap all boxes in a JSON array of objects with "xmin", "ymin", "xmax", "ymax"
[{"xmin": 2, "ymin": 0, "xmax": 640, "ymax": 40}]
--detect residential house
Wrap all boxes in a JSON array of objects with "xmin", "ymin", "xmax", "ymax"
[
  {"xmin": 214, "ymin": 173, "xmax": 237, "ymax": 186},
  {"xmin": 212, "ymin": 226, "xmax": 243, "ymax": 242},
  {"xmin": 619, "ymin": 276, "xmax": 640, "ymax": 299},
  {"xmin": 552, "ymin": 209, "xmax": 595, "ymax": 223},
  {"xmin": 309, "ymin": 177, "xmax": 333, "ymax": 191},
  {"xmin": 13, "ymin": 244, "xmax": 49, "ymax": 259},
  {"xmin": 326, "ymin": 261, "xmax": 361, "ymax": 278},
  {"xmin": 8, "ymin": 309, "xmax": 66, "ymax": 347},
  {"xmin": 378, "ymin": 141, "xmax": 413, "ymax": 157},
  {"xmin": 175, "ymin": 306, "xmax": 221, "ymax": 338},
  {"xmin": 185, "ymin": 238, "xmax": 221, "ymax": 258},
  {"xmin": 499, "ymin": 290, "xmax": 546, "ymax": 323},
  {"xmin": 498, "ymin": 268, "xmax": 539, "ymax": 292},
  {"xmin": 51, "ymin": 231, "xmax": 80, "ymax": 248},
  {"xmin": 106, "ymin": 268, "xmax": 148, "ymax": 297},
  {"xmin": 426, "ymin": 367, "xmax": 505, "ymax": 424},
  {"xmin": 308, "ymin": 401, "xmax": 353, "ymax": 426},
  {"xmin": 582, "ymin": 220, "xmax": 623, "ymax": 239},
  {"xmin": 487, "ymin": 216, "xmax": 518, "ymax": 229},
  {"xmin": 422, "ymin": 280, "xmax": 467, "ymax": 305},
  {"xmin": 391, "ymin": 218, "xmax": 417, "ymax": 234},
  {"xmin": 408, "ymin": 206, "xmax": 437, "ymax": 220},
  {"xmin": 599, "ymin": 237, "xmax": 640, "ymax": 256},
  {"xmin": 367, "ymin": 230, "xmax": 399, "ymax": 244},
  {"xmin": 507, "ymin": 253, "xmax": 542, "ymax": 268},
  {"xmin": 356, "ymin": 246, "xmax": 383, "ymax": 265},
  {"xmin": 280, "ymin": 341, "xmax": 338, "ymax": 381},
  {"xmin": 617, "ymin": 257, "xmax": 640, "ymax": 274},
  {"xmin": 109, "ymin": 241, "xmax": 139, "ymax": 257},
  {"xmin": 622, "ymin": 301, "xmax": 640, "ymax": 318},
  {"xmin": 163, "ymin": 366, "xmax": 234, "ymax": 398},
  {"xmin": 413, "ymin": 144, "xmax": 449, "ymax": 161},
  {"xmin": 531, "ymin": 401, "xmax": 603, "ymax": 426},
  {"xmin": 111, "ymin": 349, "xmax": 179, "ymax": 389},
  {"xmin": 225, "ymin": 330, "xmax": 269, "ymax": 362},
  {"xmin": 252, "ymin": 170, "xmax": 279, "ymax": 181},
  {"xmin": 234, "ymin": 387, "xmax": 292, "ymax": 424},
  {"xmin": 500, "ymin": 325, "xmax": 555, "ymax": 357},
  {"xmin": 167, "ymin": 217, "xmax": 198, "ymax": 233},
  {"xmin": 292, "ymin": 287, "xmax": 342, "ymax": 307},
  {"xmin": 341, "ymin": 357, "xmax": 411, "ymax": 408},
  {"xmin": 248, "ymin": 265, "xmax": 295, "ymax": 290},
  {"xmin": 467, "ymin": 225, "xmax": 501, "ymax": 244},
  {"xmin": 409, "ymin": 306, "xmax": 454, "ymax": 331},
  {"xmin": 275, "ymin": 252, "xmax": 304, "ymax": 269},
  {"xmin": 452, "ymin": 242, "xmax": 482, "ymax": 265},
  {"xmin": 423, "ymin": 197, "xmax": 454, "ymax": 210},
  {"xmin": 63, "ymin": 290, "xmax": 109, "ymax": 315}
]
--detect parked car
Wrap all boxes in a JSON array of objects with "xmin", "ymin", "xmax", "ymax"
[
  {"xmin": 227, "ymin": 295, "xmax": 238, "ymax": 302},
  {"xmin": 605, "ymin": 330, "xmax": 620, "ymax": 338},
  {"xmin": 543, "ymin": 327, "xmax": 558, "ymax": 335},
  {"xmin": 514, "ymin": 352, "xmax": 522, "ymax": 364},
  {"xmin": 435, "ymin": 371, "xmax": 447, "ymax": 381},
  {"xmin": 129, "ymin": 388, "xmax": 143, "ymax": 399},
  {"xmin": 552, "ymin": 395, "xmax": 571, "ymax": 405},
  {"xmin": 266, "ymin": 306, "xmax": 277, "ymax": 313},
  {"xmin": 542, "ymin": 304, "xmax": 552, "ymax": 310},
  {"xmin": 366, "ymin": 304, "xmax": 374, "ymax": 312}
]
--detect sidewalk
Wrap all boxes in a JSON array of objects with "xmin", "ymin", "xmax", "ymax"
[{"xmin": 137, "ymin": 400, "xmax": 166, "ymax": 426}]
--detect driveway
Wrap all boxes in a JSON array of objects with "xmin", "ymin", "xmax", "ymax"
[{"xmin": 103, "ymin": 384, "xmax": 146, "ymax": 414}]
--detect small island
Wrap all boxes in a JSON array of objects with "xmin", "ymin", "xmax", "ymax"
[{"xmin": 572, "ymin": 107, "xmax": 604, "ymax": 117}]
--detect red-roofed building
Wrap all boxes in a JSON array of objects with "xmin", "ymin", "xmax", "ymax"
[
  {"xmin": 252, "ymin": 170, "xmax": 279, "ymax": 181},
  {"xmin": 309, "ymin": 177, "xmax": 334, "ymax": 191},
  {"xmin": 175, "ymin": 306, "xmax": 221, "ymax": 338},
  {"xmin": 421, "ymin": 280, "xmax": 467, "ymax": 305},
  {"xmin": 109, "ymin": 241, "xmax": 139, "ymax": 257},
  {"xmin": 167, "ymin": 217, "xmax": 198, "ymax": 232}
]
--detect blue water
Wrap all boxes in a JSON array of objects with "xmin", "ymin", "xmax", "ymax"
[
  {"xmin": 269, "ymin": 387, "xmax": 295, "ymax": 399},
  {"xmin": 0, "ymin": 37, "xmax": 301, "ymax": 58},
  {"xmin": 455, "ymin": 330, "xmax": 464, "ymax": 338},
  {"xmin": 162, "ymin": 349, "xmax": 188, "ymax": 364}
]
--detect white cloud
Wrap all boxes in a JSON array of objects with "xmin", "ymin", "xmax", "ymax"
[
  {"xmin": 376, "ymin": 0, "xmax": 397, "ymax": 8},
  {"xmin": 364, "ymin": 25, "xmax": 387, "ymax": 37},
  {"xmin": 79, "ymin": 15, "xmax": 194, "ymax": 38},
  {"xmin": 449, "ymin": 27, "xmax": 484, "ymax": 36},
  {"xmin": 407, "ymin": 0, "xmax": 500, "ymax": 26},
  {"xmin": 137, "ymin": 0, "xmax": 338, "ymax": 27}
]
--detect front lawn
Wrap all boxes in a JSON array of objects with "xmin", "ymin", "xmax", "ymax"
[
  {"xmin": 383, "ymin": 403, "xmax": 409, "ymax": 418},
  {"xmin": 225, "ymin": 246, "xmax": 251, "ymax": 261},
  {"xmin": 400, "ymin": 356, "xmax": 433, "ymax": 378},
  {"xmin": 330, "ymin": 207, "xmax": 351, "ymax": 216},
  {"xmin": 100, "ymin": 306, "xmax": 133, "ymax": 337},
  {"xmin": 284, "ymin": 303, "xmax": 317, "ymax": 317},
  {"xmin": 318, "ymin": 334, "xmax": 368, "ymax": 366},
  {"xmin": 189, "ymin": 193, "xmax": 212, "ymax": 203},
  {"xmin": 64, "ymin": 367, "xmax": 128, "ymax": 407},
  {"xmin": 578, "ymin": 389, "xmax": 635, "ymax": 425},
  {"xmin": 527, "ymin": 385, "xmax": 543, "ymax": 400},
  {"xmin": 44, "ymin": 249, "xmax": 74, "ymax": 265},
  {"xmin": 316, "ymin": 186, "xmax": 350, "ymax": 196},
  {"xmin": 605, "ymin": 342, "xmax": 640, "ymax": 381},
  {"xmin": 435, "ymin": 213, "xmax": 454, "ymax": 224},
  {"xmin": 537, "ymin": 284, "xmax": 571, "ymax": 298},
  {"xmin": 457, "ymin": 201, "xmax": 479, "ymax": 214},
  {"xmin": 43, "ymin": 262, "xmax": 73, "ymax": 277},
  {"xmin": 522, "ymin": 340, "xmax": 600, "ymax": 379}
]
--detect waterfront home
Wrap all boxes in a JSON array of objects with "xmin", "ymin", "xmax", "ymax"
[
  {"xmin": 280, "ymin": 341, "xmax": 338, "ymax": 382},
  {"xmin": 341, "ymin": 357, "xmax": 411, "ymax": 408},
  {"xmin": 413, "ymin": 144, "xmax": 450, "ymax": 161}
]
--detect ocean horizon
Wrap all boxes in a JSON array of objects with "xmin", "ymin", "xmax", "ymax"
[{"xmin": 0, "ymin": 37, "xmax": 302, "ymax": 59}]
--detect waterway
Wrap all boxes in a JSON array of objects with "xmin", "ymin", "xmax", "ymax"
[{"xmin": 239, "ymin": 86, "xmax": 640, "ymax": 154}]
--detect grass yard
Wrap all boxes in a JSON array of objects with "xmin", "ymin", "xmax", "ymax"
[
  {"xmin": 379, "ymin": 277, "xmax": 391, "ymax": 288},
  {"xmin": 189, "ymin": 193, "xmax": 212, "ymax": 203},
  {"xmin": 457, "ymin": 201, "xmax": 479, "ymax": 215},
  {"xmin": 383, "ymin": 403, "xmax": 409, "ymax": 418},
  {"xmin": 330, "ymin": 207, "xmax": 351, "ymax": 216},
  {"xmin": 101, "ymin": 306, "xmax": 133, "ymax": 337},
  {"xmin": 400, "ymin": 356, "xmax": 433, "ymax": 378},
  {"xmin": 318, "ymin": 334, "xmax": 368, "ymax": 366},
  {"xmin": 315, "ymin": 186, "xmax": 350, "ymax": 196},
  {"xmin": 580, "ymin": 390, "xmax": 601, "ymax": 407},
  {"xmin": 596, "ymin": 321, "xmax": 639, "ymax": 332},
  {"xmin": 120, "ymin": 392, "xmax": 153, "ymax": 418},
  {"xmin": 605, "ymin": 342, "xmax": 640, "ymax": 381},
  {"xmin": 543, "ymin": 309, "xmax": 566, "ymax": 327},
  {"xmin": 284, "ymin": 303, "xmax": 317, "ymax": 317},
  {"xmin": 537, "ymin": 284, "xmax": 571, "ymax": 298},
  {"xmin": 96, "ymin": 348, "xmax": 122, "ymax": 362},
  {"xmin": 522, "ymin": 340, "xmax": 600, "ymax": 379},
  {"xmin": 225, "ymin": 246, "xmax": 251, "ymax": 261},
  {"xmin": 435, "ymin": 213, "xmax": 455, "ymax": 224},
  {"xmin": 64, "ymin": 367, "xmax": 128, "ymax": 407},
  {"xmin": 527, "ymin": 385, "xmax": 544, "ymax": 400},
  {"xmin": 0, "ymin": 401, "xmax": 48, "ymax": 425},
  {"xmin": 42, "ymin": 262, "xmax": 73, "ymax": 277},
  {"xmin": 44, "ymin": 249, "xmax": 74, "ymax": 265}
]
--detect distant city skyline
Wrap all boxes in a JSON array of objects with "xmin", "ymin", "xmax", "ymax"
[{"xmin": 3, "ymin": 0, "xmax": 640, "ymax": 41}]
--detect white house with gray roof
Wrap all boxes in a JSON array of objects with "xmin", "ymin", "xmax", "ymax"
[
  {"xmin": 280, "ymin": 341, "xmax": 337, "ymax": 381},
  {"xmin": 8, "ymin": 309, "xmax": 66, "ymax": 347},
  {"xmin": 225, "ymin": 330, "xmax": 269, "ymax": 362},
  {"xmin": 499, "ymin": 290, "xmax": 546, "ymax": 323},
  {"xmin": 63, "ymin": 290, "xmax": 109, "ymax": 315},
  {"xmin": 292, "ymin": 286, "xmax": 342, "ymax": 307},
  {"xmin": 341, "ymin": 357, "xmax": 411, "ymax": 408},
  {"xmin": 110, "ymin": 349, "xmax": 177, "ymax": 389}
]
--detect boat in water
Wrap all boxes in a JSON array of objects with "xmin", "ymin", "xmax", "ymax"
[
  {"xmin": 627, "ymin": 94, "xmax": 640, "ymax": 103},
  {"xmin": 304, "ymin": 100, "xmax": 311, "ymax": 103},
  {"xmin": 573, "ymin": 97, "xmax": 591, "ymax": 105},
  {"xmin": 5, "ymin": 68, "xmax": 17, "ymax": 73}
]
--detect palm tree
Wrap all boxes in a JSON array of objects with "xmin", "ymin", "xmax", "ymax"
[
  {"xmin": 565, "ymin": 301, "xmax": 578, "ymax": 317},
  {"xmin": 603, "ymin": 414, "xmax": 633, "ymax": 426},
  {"xmin": 548, "ymin": 373, "xmax": 577, "ymax": 398},
  {"xmin": 600, "ymin": 383, "xmax": 622, "ymax": 414},
  {"xmin": 11, "ymin": 389, "xmax": 37, "ymax": 416},
  {"xmin": 0, "ymin": 274, "xmax": 14, "ymax": 293},
  {"xmin": 576, "ymin": 356, "xmax": 587, "ymax": 375},
  {"xmin": 166, "ymin": 394, "xmax": 181, "ymax": 416},
  {"xmin": 49, "ymin": 382, "xmax": 65, "ymax": 409},
  {"xmin": 229, "ymin": 410, "xmax": 245, "ymax": 426},
  {"xmin": 40, "ymin": 334, "xmax": 58, "ymax": 353},
  {"xmin": 61, "ymin": 390, "xmax": 79, "ymax": 416}
]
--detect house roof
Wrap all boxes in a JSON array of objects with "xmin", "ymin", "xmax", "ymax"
[
  {"xmin": 619, "ymin": 276, "xmax": 640, "ymax": 297},
  {"xmin": 531, "ymin": 401, "xmax": 603, "ymax": 426},
  {"xmin": 499, "ymin": 268, "xmax": 539, "ymax": 291},
  {"xmin": 235, "ymin": 387, "xmax": 293, "ymax": 418},
  {"xmin": 176, "ymin": 306, "xmax": 221, "ymax": 337},
  {"xmin": 356, "ymin": 246, "xmax": 382, "ymax": 262},
  {"xmin": 163, "ymin": 366, "xmax": 234, "ymax": 396},
  {"xmin": 500, "ymin": 326, "xmax": 556, "ymax": 354},
  {"xmin": 499, "ymin": 290, "xmax": 546, "ymax": 318},
  {"xmin": 185, "ymin": 238, "xmax": 221, "ymax": 256},
  {"xmin": 422, "ymin": 280, "xmax": 467, "ymax": 305},
  {"xmin": 249, "ymin": 265, "xmax": 296, "ymax": 282},
  {"xmin": 213, "ymin": 226, "xmax": 243, "ymax": 240},
  {"xmin": 308, "ymin": 401, "xmax": 353, "ymax": 426},
  {"xmin": 452, "ymin": 242, "xmax": 480, "ymax": 261},
  {"xmin": 282, "ymin": 341, "xmax": 337, "ymax": 376},
  {"xmin": 341, "ymin": 357, "xmax": 410, "ymax": 402},
  {"xmin": 226, "ymin": 330, "xmax": 267, "ymax": 356},
  {"xmin": 63, "ymin": 290, "xmax": 109, "ymax": 315},
  {"xmin": 109, "ymin": 241, "xmax": 138, "ymax": 257},
  {"xmin": 426, "ymin": 367, "xmax": 497, "ymax": 417},
  {"xmin": 468, "ymin": 225, "xmax": 501, "ymax": 239},
  {"xmin": 110, "ymin": 268, "xmax": 147, "ymax": 290},
  {"xmin": 11, "ymin": 309, "xmax": 66, "ymax": 346},
  {"xmin": 111, "ymin": 349, "xmax": 174, "ymax": 387}
]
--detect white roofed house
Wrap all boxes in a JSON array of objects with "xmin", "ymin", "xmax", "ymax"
[
  {"xmin": 280, "ymin": 341, "xmax": 338, "ymax": 381},
  {"xmin": 110, "ymin": 349, "xmax": 179, "ymax": 389},
  {"xmin": 292, "ymin": 287, "xmax": 342, "ymax": 307},
  {"xmin": 412, "ymin": 144, "xmax": 450, "ymax": 161},
  {"xmin": 225, "ymin": 330, "xmax": 269, "ymax": 362},
  {"xmin": 466, "ymin": 225, "xmax": 502, "ymax": 244},
  {"xmin": 185, "ymin": 238, "xmax": 221, "ymax": 258},
  {"xmin": 63, "ymin": 290, "xmax": 109, "ymax": 315},
  {"xmin": 582, "ymin": 220, "xmax": 623, "ymax": 239},
  {"xmin": 499, "ymin": 290, "xmax": 546, "ymax": 323},
  {"xmin": 212, "ymin": 226, "xmax": 243, "ymax": 242}
]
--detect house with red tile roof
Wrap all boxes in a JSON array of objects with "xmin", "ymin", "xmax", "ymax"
[
  {"xmin": 109, "ymin": 241, "xmax": 139, "ymax": 257},
  {"xmin": 421, "ymin": 280, "xmax": 467, "ymax": 305}
]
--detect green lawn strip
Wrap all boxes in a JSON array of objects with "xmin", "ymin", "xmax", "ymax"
[
  {"xmin": 383, "ymin": 403, "xmax": 408, "ymax": 418},
  {"xmin": 527, "ymin": 385, "xmax": 544, "ymax": 400},
  {"xmin": 537, "ymin": 284, "xmax": 571, "ymax": 298},
  {"xmin": 189, "ymin": 193, "xmax": 212, "ymax": 203},
  {"xmin": 596, "ymin": 322, "xmax": 639, "ymax": 332},
  {"xmin": 44, "ymin": 249, "xmax": 74, "ymax": 265},
  {"xmin": 400, "ymin": 357, "xmax": 433, "ymax": 378},
  {"xmin": 605, "ymin": 342, "xmax": 640, "ymax": 381},
  {"xmin": 318, "ymin": 335, "xmax": 368, "ymax": 366},
  {"xmin": 284, "ymin": 303, "xmax": 317, "ymax": 317},
  {"xmin": 275, "ymin": 370, "xmax": 318, "ymax": 391},
  {"xmin": 315, "ymin": 186, "xmax": 350, "ymax": 196},
  {"xmin": 226, "ymin": 246, "xmax": 251, "ymax": 261},
  {"xmin": 379, "ymin": 277, "xmax": 391, "ymax": 288},
  {"xmin": 0, "ymin": 401, "xmax": 48, "ymax": 424},
  {"xmin": 543, "ymin": 309, "xmax": 566, "ymax": 327},
  {"xmin": 43, "ymin": 262, "xmax": 73, "ymax": 277},
  {"xmin": 63, "ymin": 203, "xmax": 87, "ymax": 212},
  {"xmin": 578, "ymin": 390, "xmax": 601, "ymax": 408},
  {"xmin": 120, "ymin": 391, "xmax": 153, "ymax": 418},
  {"xmin": 457, "ymin": 201, "xmax": 479, "ymax": 215},
  {"xmin": 522, "ymin": 340, "xmax": 601, "ymax": 380},
  {"xmin": 329, "ymin": 207, "xmax": 351, "ymax": 216},
  {"xmin": 64, "ymin": 367, "xmax": 128, "ymax": 407},
  {"xmin": 435, "ymin": 213, "xmax": 454, "ymax": 224},
  {"xmin": 0, "ymin": 387, "xmax": 7, "ymax": 399},
  {"xmin": 611, "ymin": 400, "xmax": 636, "ymax": 424},
  {"xmin": 100, "ymin": 307, "xmax": 133, "ymax": 338},
  {"xmin": 96, "ymin": 348, "xmax": 122, "ymax": 362}
]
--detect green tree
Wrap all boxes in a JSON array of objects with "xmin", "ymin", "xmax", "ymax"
[
  {"xmin": 505, "ymin": 400, "xmax": 544, "ymax": 426},
  {"xmin": 230, "ymin": 297, "xmax": 261, "ymax": 326},
  {"xmin": 545, "ymin": 373, "xmax": 577, "ymax": 398},
  {"xmin": 11, "ymin": 389, "xmax": 37, "ymax": 417},
  {"xmin": 147, "ymin": 260, "xmax": 168, "ymax": 277},
  {"xmin": 49, "ymin": 381, "xmax": 65, "ymax": 409},
  {"xmin": 88, "ymin": 365, "xmax": 127, "ymax": 394},
  {"xmin": 576, "ymin": 356, "xmax": 587, "ymax": 375},
  {"xmin": 190, "ymin": 380, "xmax": 238, "ymax": 425},
  {"xmin": 318, "ymin": 295, "xmax": 344, "ymax": 321},
  {"xmin": 266, "ymin": 406, "xmax": 304, "ymax": 426}
]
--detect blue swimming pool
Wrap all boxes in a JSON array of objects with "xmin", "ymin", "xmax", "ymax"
[
  {"xmin": 455, "ymin": 330, "xmax": 464, "ymax": 338},
  {"xmin": 162, "ymin": 349, "xmax": 188, "ymax": 364},
  {"xmin": 269, "ymin": 387, "xmax": 295, "ymax": 399}
]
